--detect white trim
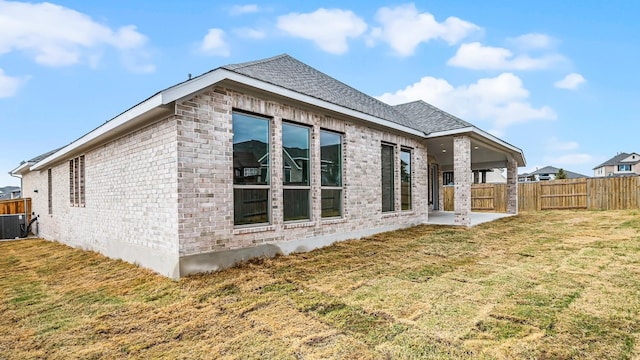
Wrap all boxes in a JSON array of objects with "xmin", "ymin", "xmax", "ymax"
[
  {"xmin": 31, "ymin": 94, "xmax": 164, "ymax": 171},
  {"xmin": 427, "ymin": 126, "xmax": 526, "ymax": 166},
  {"xmin": 26, "ymin": 66, "xmax": 524, "ymax": 173},
  {"xmin": 164, "ymin": 70, "xmax": 425, "ymax": 138},
  {"xmin": 29, "ymin": 68, "xmax": 425, "ymax": 172},
  {"xmin": 10, "ymin": 161, "xmax": 32, "ymax": 176}
]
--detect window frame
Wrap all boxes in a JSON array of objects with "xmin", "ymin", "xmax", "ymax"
[
  {"xmin": 381, "ymin": 142, "xmax": 395, "ymax": 213},
  {"xmin": 282, "ymin": 121, "xmax": 311, "ymax": 222},
  {"xmin": 400, "ymin": 148, "xmax": 412, "ymax": 211},
  {"xmin": 618, "ymin": 164, "xmax": 632, "ymax": 172},
  {"xmin": 47, "ymin": 168, "xmax": 52, "ymax": 214},
  {"xmin": 232, "ymin": 111, "xmax": 272, "ymax": 227},
  {"xmin": 320, "ymin": 129, "xmax": 343, "ymax": 219},
  {"xmin": 69, "ymin": 155, "xmax": 85, "ymax": 207}
]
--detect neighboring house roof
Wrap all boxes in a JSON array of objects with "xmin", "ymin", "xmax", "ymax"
[
  {"xmin": 14, "ymin": 54, "xmax": 526, "ymax": 173},
  {"xmin": 233, "ymin": 152, "xmax": 260, "ymax": 169},
  {"xmin": 593, "ymin": 152, "xmax": 640, "ymax": 169},
  {"xmin": 520, "ymin": 166, "xmax": 588, "ymax": 179},
  {"xmin": 0, "ymin": 186, "xmax": 20, "ymax": 200}
]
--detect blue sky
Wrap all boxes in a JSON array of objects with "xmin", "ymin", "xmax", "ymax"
[{"xmin": 2, "ymin": 0, "xmax": 639, "ymax": 186}]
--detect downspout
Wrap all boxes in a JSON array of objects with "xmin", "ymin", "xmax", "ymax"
[{"xmin": 8, "ymin": 171, "xmax": 22, "ymax": 198}]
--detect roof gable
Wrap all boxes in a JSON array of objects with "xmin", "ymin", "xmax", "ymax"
[
  {"xmin": 593, "ymin": 152, "xmax": 640, "ymax": 169},
  {"xmin": 20, "ymin": 54, "xmax": 526, "ymax": 172},
  {"xmin": 222, "ymin": 54, "xmax": 418, "ymax": 130}
]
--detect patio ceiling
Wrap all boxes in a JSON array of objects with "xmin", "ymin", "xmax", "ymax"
[{"xmin": 426, "ymin": 131, "xmax": 524, "ymax": 172}]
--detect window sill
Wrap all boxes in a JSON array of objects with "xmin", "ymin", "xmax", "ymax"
[
  {"xmin": 382, "ymin": 210, "xmax": 416, "ymax": 218},
  {"xmin": 284, "ymin": 221, "xmax": 315, "ymax": 230},
  {"xmin": 321, "ymin": 217, "xmax": 346, "ymax": 225},
  {"xmin": 381, "ymin": 211, "xmax": 399, "ymax": 218},
  {"xmin": 233, "ymin": 224, "xmax": 276, "ymax": 235}
]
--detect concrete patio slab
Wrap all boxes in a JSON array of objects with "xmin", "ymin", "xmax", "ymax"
[{"xmin": 427, "ymin": 211, "xmax": 515, "ymax": 227}]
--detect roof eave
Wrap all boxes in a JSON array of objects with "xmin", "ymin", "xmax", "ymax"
[
  {"xmin": 426, "ymin": 126, "xmax": 526, "ymax": 167},
  {"xmin": 31, "ymin": 93, "xmax": 167, "ymax": 171},
  {"xmin": 10, "ymin": 161, "xmax": 32, "ymax": 176},
  {"xmin": 164, "ymin": 68, "xmax": 425, "ymax": 137}
]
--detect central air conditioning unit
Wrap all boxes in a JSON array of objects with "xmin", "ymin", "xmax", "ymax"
[{"xmin": 0, "ymin": 214, "xmax": 26, "ymax": 239}]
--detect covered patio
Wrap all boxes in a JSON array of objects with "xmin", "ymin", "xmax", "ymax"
[{"xmin": 424, "ymin": 128, "xmax": 524, "ymax": 226}]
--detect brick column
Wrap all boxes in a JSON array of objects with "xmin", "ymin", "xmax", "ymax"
[
  {"xmin": 506, "ymin": 156, "xmax": 518, "ymax": 214},
  {"xmin": 311, "ymin": 124, "xmax": 321, "ymax": 224},
  {"xmin": 271, "ymin": 117, "xmax": 283, "ymax": 228},
  {"xmin": 453, "ymin": 136, "xmax": 471, "ymax": 226}
]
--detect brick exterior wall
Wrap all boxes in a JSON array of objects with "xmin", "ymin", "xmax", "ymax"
[
  {"xmin": 175, "ymin": 86, "xmax": 429, "ymax": 259},
  {"xmin": 453, "ymin": 136, "xmax": 471, "ymax": 226},
  {"xmin": 24, "ymin": 84, "xmax": 430, "ymax": 278},
  {"xmin": 23, "ymin": 118, "xmax": 181, "ymax": 278}
]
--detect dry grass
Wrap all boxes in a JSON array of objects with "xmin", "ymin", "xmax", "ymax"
[{"xmin": 1, "ymin": 210, "xmax": 640, "ymax": 359}]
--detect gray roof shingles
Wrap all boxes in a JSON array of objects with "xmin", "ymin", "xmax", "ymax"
[
  {"xmin": 393, "ymin": 100, "xmax": 472, "ymax": 133},
  {"xmin": 593, "ymin": 152, "xmax": 640, "ymax": 169},
  {"xmin": 222, "ymin": 54, "xmax": 469, "ymax": 135},
  {"xmin": 27, "ymin": 54, "xmax": 503, "ymax": 167},
  {"xmin": 528, "ymin": 166, "xmax": 588, "ymax": 179}
]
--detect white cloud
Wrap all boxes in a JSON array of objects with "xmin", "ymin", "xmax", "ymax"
[
  {"xmin": 368, "ymin": 3, "xmax": 480, "ymax": 56},
  {"xmin": 508, "ymin": 33, "xmax": 555, "ymax": 50},
  {"xmin": 554, "ymin": 73, "xmax": 586, "ymax": 90},
  {"xmin": 544, "ymin": 153, "xmax": 594, "ymax": 166},
  {"xmin": 0, "ymin": 68, "xmax": 27, "ymax": 98},
  {"xmin": 546, "ymin": 137, "xmax": 579, "ymax": 151},
  {"xmin": 377, "ymin": 72, "xmax": 556, "ymax": 135},
  {"xmin": 277, "ymin": 8, "xmax": 367, "ymax": 54},
  {"xmin": 0, "ymin": 0, "xmax": 153, "ymax": 71},
  {"xmin": 199, "ymin": 28, "xmax": 230, "ymax": 56},
  {"xmin": 448, "ymin": 42, "xmax": 564, "ymax": 70},
  {"xmin": 233, "ymin": 27, "xmax": 266, "ymax": 39},
  {"xmin": 229, "ymin": 4, "xmax": 259, "ymax": 15}
]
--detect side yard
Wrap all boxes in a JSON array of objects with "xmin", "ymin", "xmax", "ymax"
[{"xmin": 1, "ymin": 210, "xmax": 639, "ymax": 359}]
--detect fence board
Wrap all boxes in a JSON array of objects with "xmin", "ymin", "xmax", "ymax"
[
  {"xmin": 0, "ymin": 198, "xmax": 31, "ymax": 223},
  {"xmin": 588, "ymin": 176, "xmax": 639, "ymax": 210},
  {"xmin": 539, "ymin": 179, "xmax": 587, "ymax": 210},
  {"xmin": 443, "ymin": 176, "xmax": 640, "ymax": 213}
]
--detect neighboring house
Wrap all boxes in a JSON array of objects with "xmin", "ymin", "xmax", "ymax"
[
  {"xmin": 0, "ymin": 186, "xmax": 21, "ymax": 200},
  {"xmin": 10, "ymin": 54, "xmax": 525, "ymax": 279},
  {"xmin": 518, "ymin": 166, "xmax": 589, "ymax": 182},
  {"xmin": 593, "ymin": 152, "xmax": 640, "ymax": 177}
]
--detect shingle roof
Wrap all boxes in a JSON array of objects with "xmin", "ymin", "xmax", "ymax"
[
  {"xmin": 593, "ymin": 152, "xmax": 640, "ymax": 169},
  {"xmin": 222, "ymin": 54, "xmax": 420, "ymax": 131},
  {"xmin": 526, "ymin": 165, "xmax": 589, "ymax": 179},
  {"xmin": 393, "ymin": 100, "xmax": 472, "ymax": 133},
  {"xmin": 27, "ymin": 148, "xmax": 63, "ymax": 163}
]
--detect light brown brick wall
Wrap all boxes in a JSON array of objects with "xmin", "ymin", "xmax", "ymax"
[{"xmin": 176, "ymin": 85, "xmax": 429, "ymax": 257}]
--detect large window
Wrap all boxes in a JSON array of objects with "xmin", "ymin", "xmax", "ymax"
[
  {"xmin": 282, "ymin": 122, "xmax": 310, "ymax": 221},
  {"xmin": 618, "ymin": 164, "xmax": 632, "ymax": 172},
  {"xmin": 321, "ymin": 130, "xmax": 342, "ymax": 218},
  {"xmin": 233, "ymin": 112, "xmax": 270, "ymax": 226},
  {"xmin": 69, "ymin": 155, "xmax": 85, "ymax": 207},
  {"xmin": 400, "ymin": 148, "xmax": 411, "ymax": 210},
  {"xmin": 381, "ymin": 144, "xmax": 395, "ymax": 212}
]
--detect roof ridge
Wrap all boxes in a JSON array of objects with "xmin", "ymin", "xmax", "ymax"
[{"xmin": 223, "ymin": 53, "xmax": 290, "ymax": 71}]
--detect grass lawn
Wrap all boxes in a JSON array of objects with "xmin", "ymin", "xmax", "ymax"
[{"xmin": 1, "ymin": 210, "xmax": 640, "ymax": 359}]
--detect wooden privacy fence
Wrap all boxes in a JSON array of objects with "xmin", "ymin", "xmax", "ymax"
[
  {"xmin": 0, "ymin": 198, "xmax": 31, "ymax": 219},
  {"xmin": 443, "ymin": 185, "xmax": 506, "ymax": 212},
  {"xmin": 444, "ymin": 176, "xmax": 640, "ymax": 212}
]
